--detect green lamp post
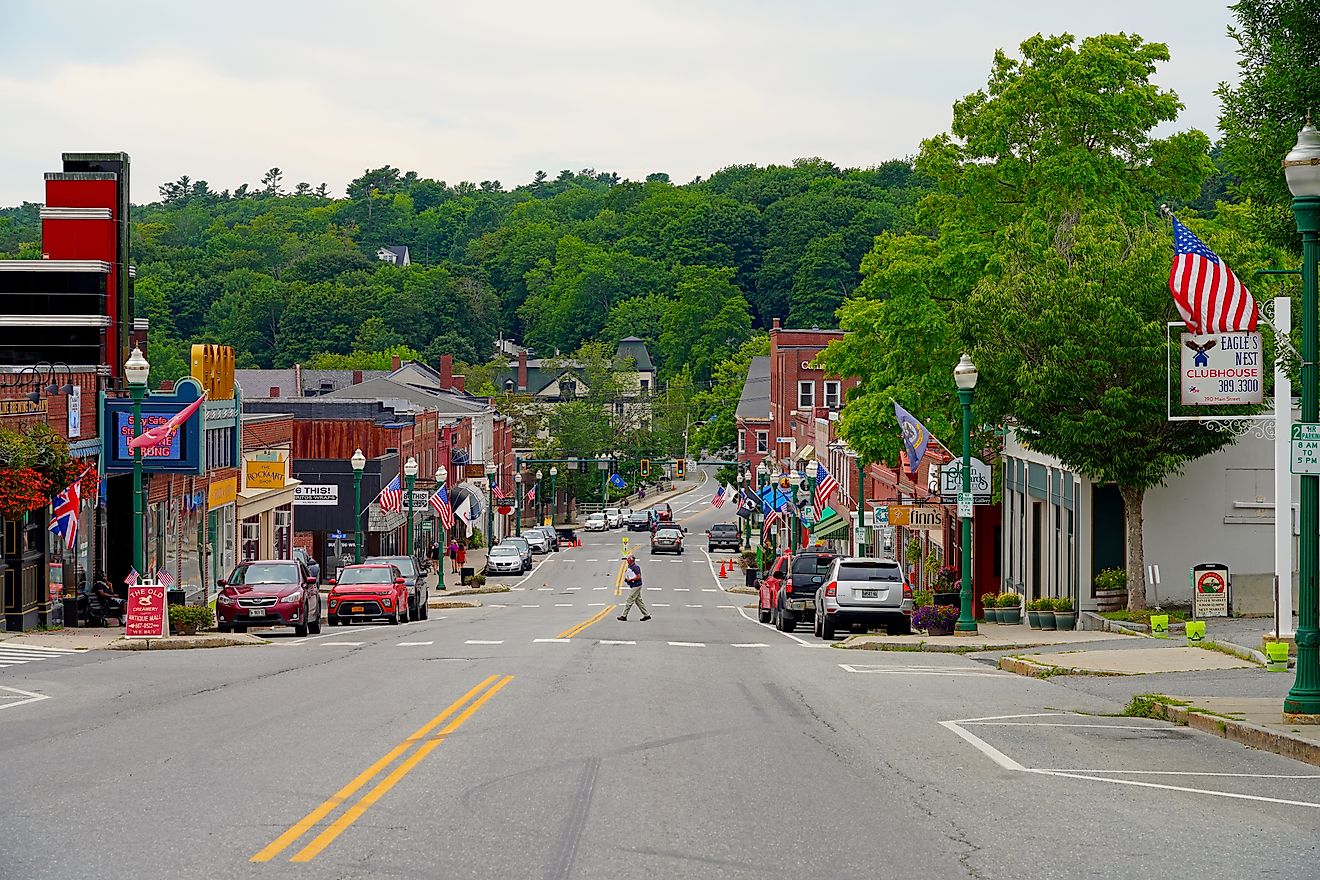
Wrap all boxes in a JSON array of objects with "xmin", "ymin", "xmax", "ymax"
[
  {"xmin": 514, "ymin": 471, "xmax": 523, "ymax": 532},
  {"xmin": 1284, "ymin": 119, "xmax": 1320, "ymax": 717},
  {"xmin": 535, "ymin": 469, "xmax": 543, "ymax": 524},
  {"xmin": 485, "ymin": 462, "xmax": 497, "ymax": 546},
  {"xmin": 434, "ymin": 465, "xmax": 447, "ymax": 591},
  {"xmin": 403, "ymin": 456, "xmax": 418, "ymax": 561},
  {"xmin": 549, "ymin": 465, "xmax": 559, "ymax": 527},
  {"xmin": 124, "ymin": 346, "xmax": 150, "ymax": 577},
  {"xmin": 953, "ymin": 354, "xmax": 979, "ymax": 635},
  {"xmin": 857, "ymin": 453, "xmax": 867, "ymax": 557},
  {"xmin": 756, "ymin": 461, "xmax": 770, "ymax": 564},
  {"xmin": 351, "ymin": 448, "xmax": 366, "ymax": 563}
]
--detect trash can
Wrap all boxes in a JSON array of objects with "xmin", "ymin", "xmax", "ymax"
[
  {"xmin": 460, "ymin": 566, "xmax": 475, "ymax": 586},
  {"xmin": 167, "ymin": 589, "xmax": 186, "ymax": 606}
]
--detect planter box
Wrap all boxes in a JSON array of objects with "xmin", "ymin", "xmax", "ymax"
[
  {"xmin": 1054, "ymin": 611, "xmax": 1077, "ymax": 631},
  {"xmin": 1038, "ymin": 610, "xmax": 1056, "ymax": 630},
  {"xmin": 1095, "ymin": 588, "xmax": 1125, "ymax": 614}
]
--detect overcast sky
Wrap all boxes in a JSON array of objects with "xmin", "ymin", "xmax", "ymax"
[{"xmin": 0, "ymin": 0, "xmax": 1239, "ymax": 206}]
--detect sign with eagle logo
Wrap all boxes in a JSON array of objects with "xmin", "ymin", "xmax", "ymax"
[{"xmin": 1179, "ymin": 332, "xmax": 1262, "ymax": 406}]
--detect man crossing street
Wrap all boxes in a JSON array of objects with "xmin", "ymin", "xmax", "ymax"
[{"xmin": 616, "ymin": 553, "xmax": 650, "ymax": 621}]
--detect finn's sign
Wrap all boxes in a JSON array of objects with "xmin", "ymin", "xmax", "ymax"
[{"xmin": 1180, "ymin": 331, "xmax": 1263, "ymax": 406}]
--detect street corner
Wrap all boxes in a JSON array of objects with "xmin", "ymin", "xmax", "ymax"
[
  {"xmin": 999, "ymin": 646, "xmax": 1259, "ymax": 678},
  {"xmin": 941, "ymin": 711, "xmax": 1320, "ymax": 812},
  {"xmin": 108, "ymin": 632, "xmax": 270, "ymax": 650}
]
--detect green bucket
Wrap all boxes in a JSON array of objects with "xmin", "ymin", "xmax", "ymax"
[
  {"xmin": 1266, "ymin": 641, "xmax": 1289, "ymax": 672},
  {"xmin": 1185, "ymin": 620, "xmax": 1205, "ymax": 645},
  {"xmin": 1150, "ymin": 614, "xmax": 1169, "ymax": 638}
]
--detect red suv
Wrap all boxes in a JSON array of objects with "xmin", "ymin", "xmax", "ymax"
[
  {"xmin": 757, "ymin": 550, "xmax": 838, "ymax": 632},
  {"xmin": 216, "ymin": 560, "xmax": 322, "ymax": 636},
  {"xmin": 328, "ymin": 564, "xmax": 409, "ymax": 625}
]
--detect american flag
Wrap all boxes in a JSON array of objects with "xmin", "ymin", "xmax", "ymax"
[
  {"xmin": 525, "ymin": 484, "xmax": 537, "ymax": 504},
  {"xmin": 156, "ymin": 569, "xmax": 175, "ymax": 587},
  {"xmin": 429, "ymin": 485, "xmax": 455, "ymax": 530},
  {"xmin": 710, "ymin": 485, "xmax": 727, "ymax": 508},
  {"xmin": 813, "ymin": 461, "xmax": 838, "ymax": 520},
  {"xmin": 762, "ymin": 509, "xmax": 782, "ymax": 542},
  {"xmin": 1169, "ymin": 216, "xmax": 1259, "ymax": 335},
  {"xmin": 49, "ymin": 475, "xmax": 84, "ymax": 550},
  {"xmin": 125, "ymin": 567, "xmax": 140, "ymax": 586},
  {"xmin": 376, "ymin": 475, "xmax": 403, "ymax": 513},
  {"xmin": 492, "ymin": 483, "xmax": 508, "ymax": 501}
]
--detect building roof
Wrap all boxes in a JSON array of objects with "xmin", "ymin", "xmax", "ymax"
[
  {"xmin": 235, "ymin": 369, "xmax": 390, "ymax": 399},
  {"xmin": 615, "ymin": 337, "xmax": 655, "ymax": 372},
  {"xmin": 321, "ymin": 377, "xmax": 490, "ymax": 415},
  {"xmin": 243, "ymin": 397, "xmax": 417, "ymax": 426},
  {"xmin": 735, "ymin": 356, "xmax": 771, "ymax": 421}
]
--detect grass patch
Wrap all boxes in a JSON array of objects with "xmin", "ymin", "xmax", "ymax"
[
  {"xmin": 444, "ymin": 585, "xmax": 511, "ymax": 596},
  {"xmin": 1102, "ymin": 609, "xmax": 1187, "ymax": 625},
  {"xmin": 1121, "ymin": 694, "xmax": 1182, "ymax": 718},
  {"xmin": 1196, "ymin": 640, "xmax": 1262, "ymax": 666}
]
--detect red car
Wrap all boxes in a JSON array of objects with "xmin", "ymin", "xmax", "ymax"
[
  {"xmin": 757, "ymin": 550, "xmax": 838, "ymax": 632},
  {"xmin": 215, "ymin": 559, "xmax": 322, "ymax": 636},
  {"xmin": 327, "ymin": 564, "xmax": 409, "ymax": 625}
]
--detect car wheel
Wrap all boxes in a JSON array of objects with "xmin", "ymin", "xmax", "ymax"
[
  {"xmin": 400, "ymin": 603, "xmax": 410, "ymax": 624},
  {"xmin": 820, "ymin": 615, "xmax": 836, "ymax": 640},
  {"xmin": 758, "ymin": 604, "xmax": 771, "ymax": 624},
  {"xmin": 309, "ymin": 610, "xmax": 322, "ymax": 635},
  {"xmin": 328, "ymin": 617, "xmax": 338, "ymax": 627},
  {"xmin": 887, "ymin": 618, "xmax": 912, "ymax": 636},
  {"xmin": 294, "ymin": 623, "xmax": 309, "ymax": 637},
  {"xmin": 389, "ymin": 612, "xmax": 401, "ymax": 625},
  {"xmin": 781, "ymin": 610, "xmax": 796, "ymax": 633},
  {"xmin": 235, "ymin": 625, "xmax": 247, "ymax": 634},
  {"xmin": 420, "ymin": 598, "xmax": 429, "ymax": 620},
  {"xmin": 708, "ymin": 546, "xmax": 714, "ymax": 553},
  {"xmin": 218, "ymin": 624, "xmax": 232, "ymax": 634}
]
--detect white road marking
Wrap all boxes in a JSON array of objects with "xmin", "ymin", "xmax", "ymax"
[
  {"xmin": 292, "ymin": 623, "xmax": 385, "ymax": 644},
  {"xmin": 555, "ymin": 603, "xmax": 574, "ymax": 607},
  {"xmin": 397, "ymin": 641, "xmax": 433, "ymax": 646},
  {"xmin": 490, "ymin": 603, "xmax": 508, "ymax": 608},
  {"xmin": 599, "ymin": 640, "xmax": 636, "ymax": 645},
  {"xmin": 735, "ymin": 605, "xmax": 825, "ymax": 647},
  {"xmin": 322, "ymin": 641, "xmax": 364, "ymax": 647},
  {"xmin": 566, "ymin": 587, "xmax": 581, "ymax": 591},
  {"xmin": 718, "ymin": 605, "xmax": 736, "ymax": 609},
  {"xmin": 732, "ymin": 643, "xmax": 769, "ymax": 648},
  {"xmin": 465, "ymin": 640, "xmax": 504, "ymax": 645},
  {"xmin": 839, "ymin": 664, "xmax": 1012, "ymax": 678},
  {"xmin": 589, "ymin": 603, "xmax": 607, "ymax": 607},
  {"xmin": 534, "ymin": 638, "xmax": 571, "ymax": 643},
  {"xmin": 647, "ymin": 588, "xmax": 661, "ymax": 592},
  {"xmin": 653, "ymin": 604, "xmax": 670, "ymax": 607},
  {"xmin": 593, "ymin": 587, "xmax": 607, "ymax": 591},
  {"xmin": 0, "ymin": 644, "xmax": 85, "ymax": 656},
  {"xmin": 585, "ymin": 559, "xmax": 599, "ymax": 562},
  {"xmin": 0, "ymin": 686, "xmax": 50, "ymax": 710},
  {"xmin": 685, "ymin": 604, "xmax": 702, "ymax": 608},
  {"xmin": 702, "ymin": 588, "xmax": 717, "ymax": 592},
  {"xmin": 674, "ymin": 588, "xmax": 690, "ymax": 592},
  {"xmin": 522, "ymin": 604, "xmax": 541, "ymax": 608},
  {"xmin": 668, "ymin": 641, "xmax": 706, "ymax": 647},
  {"xmin": 537, "ymin": 587, "xmax": 553, "ymax": 591}
]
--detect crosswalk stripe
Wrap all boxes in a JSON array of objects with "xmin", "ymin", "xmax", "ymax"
[
  {"xmin": 397, "ymin": 641, "xmax": 433, "ymax": 646},
  {"xmin": 0, "ymin": 651, "xmax": 60, "ymax": 660},
  {"xmin": 0, "ymin": 645, "xmax": 84, "ymax": 655},
  {"xmin": 0, "ymin": 658, "xmax": 31, "ymax": 664}
]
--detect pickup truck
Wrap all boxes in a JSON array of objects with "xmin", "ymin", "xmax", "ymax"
[
  {"xmin": 757, "ymin": 550, "xmax": 838, "ymax": 633},
  {"xmin": 705, "ymin": 523, "xmax": 741, "ymax": 552}
]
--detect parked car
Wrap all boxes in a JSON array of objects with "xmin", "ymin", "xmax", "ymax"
[
  {"xmin": 706, "ymin": 523, "xmax": 741, "ymax": 552},
  {"xmin": 365, "ymin": 555, "xmax": 429, "ymax": 621},
  {"xmin": 521, "ymin": 530, "xmax": 551, "ymax": 554},
  {"xmin": 292, "ymin": 547, "xmax": 321, "ymax": 583},
  {"xmin": 604, "ymin": 508, "xmax": 623, "ymax": 529},
  {"xmin": 216, "ymin": 559, "xmax": 322, "ymax": 636},
  {"xmin": 555, "ymin": 526, "xmax": 579, "ymax": 547},
  {"xmin": 758, "ymin": 550, "xmax": 839, "ymax": 633},
  {"xmin": 327, "ymin": 563, "xmax": 408, "ymax": 625},
  {"xmin": 501, "ymin": 537, "xmax": 534, "ymax": 571},
  {"xmin": 485, "ymin": 545, "xmax": 525, "ymax": 575},
  {"xmin": 585, "ymin": 513, "xmax": 609, "ymax": 532},
  {"xmin": 814, "ymin": 557, "xmax": 912, "ymax": 638},
  {"xmin": 532, "ymin": 526, "xmax": 561, "ymax": 551},
  {"xmin": 651, "ymin": 524, "xmax": 685, "ymax": 555},
  {"xmin": 626, "ymin": 510, "xmax": 654, "ymax": 532}
]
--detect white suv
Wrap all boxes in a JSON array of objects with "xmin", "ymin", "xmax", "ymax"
[
  {"xmin": 814, "ymin": 557, "xmax": 912, "ymax": 639},
  {"xmin": 605, "ymin": 508, "xmax": 623, "ymax": 529},
  {"xmin": 585, "ymin": 513, "xmax": 609, "ymax": 532}
]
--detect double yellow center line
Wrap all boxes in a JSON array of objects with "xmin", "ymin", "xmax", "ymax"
[
  {"xmin": 251, "ymin": 674, "xmax": 512, "ymax": 864},
  {"xmin": 558, "ymin": 604, "xmax": 617, "ymax": 638}
]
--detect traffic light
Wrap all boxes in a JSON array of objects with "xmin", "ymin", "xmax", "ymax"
[
  {"xmin": 640, "ymin": 459, "xmax": 651, "ymax": 477},
  {"xmin": 676, "ymin": 458, "xmax": 686, "ymax": 478}
]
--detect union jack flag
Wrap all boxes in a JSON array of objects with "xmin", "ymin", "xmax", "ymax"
[
  {"xmin": 813, "ymin": 461, "xmax": 839, "ymax": 520},
  {"xmin": 429, "ymin": 485, "xmax": 455, "ymax": 530},
  {"xmin": 710, "ymin": 485, "xmax": 727, "ymax": 508},
  {"xmin": 156, "ymin": 569, "xmax": 175, "ymax": 587},
  {"xmin": 125, "ymin": 567, "xmax": 140, "ymax": 586},
  {"xmin": 492, "ymin": 483, "xmax": 508, "ymax": 500},
  {"xmin": 49, "ymin": 475, "xmax": 84, "ymax": 550},
  {"xmin": 377, "ymin": 475, "xmax": 403, "ymax": 513}
]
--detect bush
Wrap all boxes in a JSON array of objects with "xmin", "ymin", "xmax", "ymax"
[
  {"xmin": 168, "ymin": 603, "xmax": 214, "ymax": 632},
  {"xmin": 997, "ymin": 592, "xmax": 1021, "ymax": 607},
  {"xmin": 1026, "ymin": 597, "xmax": 1048, "ymax": 611},
  {"xmin": 1052, "ymin": 597, "xmax": 1074, "ymax": 612},
  {"xmin": 911, "ymin": 604, "xmax": 959, "ymax": 631},
  {"xmin": 980, "ymin": 591, "xmax": 998, "ymax": 608},
  {"xmin": 467, "ymin": 529, "xmax": 485, "ymax": 549},
  {"xmin": 912, "ymin": 588, "xmax": 935, "ymax": 608},
  {"xmin": 466, "ymin": 573, "xmax": 487, "ymax": 588},
  {"xmin": 1094, "ymin": 568, "xmax": 1126, "ymax": 592}
]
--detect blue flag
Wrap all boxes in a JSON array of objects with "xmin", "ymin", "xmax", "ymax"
[
  {"xmin": 894, "ymin": 401, "xmax": 935, "ymax": 475},
  {"xmin": 609, "ymin": 473, "xmax": 627, "ymax": 489}
]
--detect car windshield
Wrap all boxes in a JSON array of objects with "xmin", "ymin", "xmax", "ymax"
[
  {"xmin": 837, "ymin": 562, "xmax": 903, "ymax": 581},
  {"xmin": 491, "ymin": 546, "xmax": 520, "ymax": 556},
  {"xmin": 605, "ymin": 509, "xmax": 619, "ymax": 515},
  {"xmin": 655, "ymin": 528, "xmax": 681, "ymax": 538},
  {"xmin": 522, "ymin": 532, "xmax": 543, "ymax": 541},
  {"xmin": 337, "ymin": 567, "xmax": 393, "ymax": 585},
  {"xmin": 628, "ymin": 513, "xmax": 648, "ymax": 521},
  {"xmin": 792, "ymin": 555, "xmax": 836, "ymax": 576},
  {"xmin": 227, "ymin": 563, "xmax": 299, "ymax": 585},
  {"xmin": 366, "ymin": 556, "xmax": 416, "ymax": 576},
  {"xmin": 506, "ymin": 538, "xmax": 528, "ymax": 546},
  {"xmin": 588, "ymin": 514, "xmax": 605, "ymax": 521}
]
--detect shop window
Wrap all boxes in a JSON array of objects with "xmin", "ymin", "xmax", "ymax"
[
  {"xmin": 275, "ymin": 506, "xmax": 292, "ymax": 559},
  {"xmin": 241, "ymin": 517, "xmax": 261, "ymax": 562},
  {"xmin": 756, "ymin": 432, "xmax": 768, "ymax": 454},
  {"xmin": 824, "ymin": 381, "xmax": 841, "ymax": 409}
]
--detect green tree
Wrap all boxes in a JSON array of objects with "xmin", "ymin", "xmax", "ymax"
[{"xmin": 658, "ymin": 266, "xmax": 751, "ymax": 384}]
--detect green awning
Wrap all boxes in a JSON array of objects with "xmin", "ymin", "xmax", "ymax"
[{"xmin": 810, "ymin": 510, "xmax": 849, "ymax": 540}]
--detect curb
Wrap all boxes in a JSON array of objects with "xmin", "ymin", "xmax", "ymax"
[
  {"xmin": 109, "ymin": 634, "xmax": 268, "ymax": 650},
  {"xmin": 1147, "ymin": 698, "xmax": 1320, "ymax": 769},
  {"xmin": 998, "ymin": 656, "xmax": 1065, "ymax": 677},
  {"xmin": 428, "ymin": 599, "xmax": 482, "ymax": 610},
  {"xmin": 835, "ymin": 640, "xmax": 1020, "ymax": 655}
]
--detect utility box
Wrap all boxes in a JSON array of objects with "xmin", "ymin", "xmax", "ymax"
[{"xmin": 1191, "ymin": 563, "xmax": 1230, "ymax": 618}]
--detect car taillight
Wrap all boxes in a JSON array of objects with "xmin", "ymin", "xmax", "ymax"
[
  {"xmin": 785, "ymin": 582, "xmax": 792, "ymax": 594},
  {"xmin": 903, "ymin": 582, "xmax": 913, "ymax": 598},
  {"xmin": 825, "ymin": 581, "xmax": 837, "ymax": 597}
]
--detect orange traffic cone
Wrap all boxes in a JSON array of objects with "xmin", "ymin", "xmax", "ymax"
[{"xmin": 719, "ymin": 560, "xmax": 728, "ymax": 578}]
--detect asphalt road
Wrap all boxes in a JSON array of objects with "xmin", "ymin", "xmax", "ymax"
[{"xmin": 4, "ymin": 479, "xmax": 1319, "ymax": 879}]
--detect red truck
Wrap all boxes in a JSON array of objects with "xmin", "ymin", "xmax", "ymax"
[{"xmin": 757, "ymin": 550, "xmax": 838, "ymax": 633}]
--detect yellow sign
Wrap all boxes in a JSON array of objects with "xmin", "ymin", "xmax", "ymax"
[
  {"xmin": 885, "ymin": 505, "xmax": 943, "ymax": 530},
  {"xmin": 0, "ymin": 398, "xmax": 47, "ymax": 417},
  {"xmin": 245, "ymin": 459, "xmax": 286, "ymax": 490},
  {"xmin": 191, "ymin": 344, "xmax": 235, "ymax": 400},
  {"xmin": 208, "ymin": 476, "xmax": 238, "ymax": 507}
]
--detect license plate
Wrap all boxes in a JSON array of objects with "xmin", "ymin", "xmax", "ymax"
[
  {"xmin": 860, "ymin": 589, "xmax": 880, "ymax": 599},
  {"xmin": 351, "ymin": 605, "xmax": 364, "ymax": 613},
  {"xmin": 249, "ymin": 608, "xmax": 266, "ymax": 617},
  {"xmin": 790, "ymin": 600, "xmax": 810, "ymax": 611}
]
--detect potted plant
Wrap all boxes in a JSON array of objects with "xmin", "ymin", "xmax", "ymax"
[
  {"xmin": 980, "ymin": 592, "xmax": 1000, "ymax": 623},
  {"xmin": 1025, "ymin": 598, "xmax": 1044, "ymax": 629},
  {"xmin": 1038, "ymin": 598, "xmax": 1057, "ymax": 631},
  {"xmin": 1053, "ymin": 596, "xmax": 1077, "ymax": 631},
  {"xmin": 1093, "ymin": 568, "xmax": 1125, "ymax": 613},
  {"xmin": 912, "ymin": 588, "xmax": 934, "ymax": 609},
  {"xmin": 912, "ymin": 604, "xmax": 959, "ymax": 637},
  {"xmin": 168, "ymin": 603, "xmax": 214, "ymax": 636},
  {"xmin": 997, "ymin": 592, "xmax": 1022, "ymax": 624}
]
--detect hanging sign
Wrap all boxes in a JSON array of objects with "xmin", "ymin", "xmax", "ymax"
[
  {"xmin": 932, "ymin": 458, "xmax": 992, "ymax": 504},
  {"xmin": 1180, "ymin": 332, "xmax": 1263, "ymax": 406}
]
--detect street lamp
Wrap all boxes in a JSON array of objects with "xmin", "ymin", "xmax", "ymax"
[
  {"xmin": 756, "ymin": 461, "xmax": 770, "ymax": 561},
  {"xmin": 351, "ymin": 448, "xmax": 366, "ymax": 563},
  {"xmin": 124, "ymin": 346, "xmax": 150, "ymax": 578},
  {"xmin": 485, "ymin": 462, "xmax": 497, "ymax": 546},
  {"xmin": 514, "ymin": 471, "xmax": 523, "ymax": 533},
  {"xmin": 434, "ymin": 465, "xmax": 447, "ymax": 591},
  {"xmin": 549, "ymin": 465, "xmax": 559, "ymax": 526},
  {"xmin": 536, "ymin": 469, "xmax": 543, "ymax": 523},
  {"xmin": 403, "ymin": 456, "xmax": 418, "ymax": 561},
  {"xmin": 1284, "ymin": 118, "xmax": 1320, "ymax": 717},
  {"xmin": 953, "ymin": 354, "xmax": 979, "ymax": 635}
]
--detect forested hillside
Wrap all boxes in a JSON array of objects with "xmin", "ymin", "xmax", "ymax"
[{"xmin": 0, "ymin": 159, "xmax": 927, "ymax": 385}]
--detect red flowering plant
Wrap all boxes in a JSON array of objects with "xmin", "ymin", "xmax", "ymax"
[{"xmin": 0, "ymin": 424, "xmax": 79, "ymax": 519}]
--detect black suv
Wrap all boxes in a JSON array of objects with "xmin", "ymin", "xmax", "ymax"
[
  {"xmin": 706, "ymin": 523, "xmax": 740, "ymax": 552},
  {"xmin": 626, "ymin": 510, "xmax": 653, "ymax": 531}
]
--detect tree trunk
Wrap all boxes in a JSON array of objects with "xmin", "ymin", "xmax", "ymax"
[{"xmin": 1119, "ymin": 485, "xmax": 1147, "ymax": 612}]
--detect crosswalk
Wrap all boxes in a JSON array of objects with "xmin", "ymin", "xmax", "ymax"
[{"xmin": 0, "ymin": 643, "xmax": 88, "ymax": 670}]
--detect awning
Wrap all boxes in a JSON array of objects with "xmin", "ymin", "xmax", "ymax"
[
  {"xmin": 810, "ymin": 510, "xmax": 849, "ymax": 540},
  {"xmin": 237, "ymin": 480, "xmax": 301, "ymax": 518}
]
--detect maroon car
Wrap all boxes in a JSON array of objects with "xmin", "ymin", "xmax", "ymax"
[{"xmin": 216, "ymin": 559, "xmax": 322, "ymax": 636}]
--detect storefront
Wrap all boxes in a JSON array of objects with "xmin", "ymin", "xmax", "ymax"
[
  {"xmin": 207, "ymin": 475, "xmax": 238, "ymax": 586},
  {"xmin": 237, "ymin": 453, "xmax": 299, "ymax": 562}
]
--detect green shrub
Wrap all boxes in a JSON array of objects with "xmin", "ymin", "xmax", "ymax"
[
  {"xmin": 1053, "ymin": 596, "xmax": 1074, "ymax": 612},
  {"xmin": 996, "ymin": 592, "xmax": 1021, "ymax": 607},
  {"xmin": 1094, "ymin": 568, "xmax": 1126, "ymax": 591},
  {"xmin": 912, "ymin": 589, "xmax": 934, "ymax": 608},
  {"xmin": 467, "ymin": 529, "xmax": 485, "ymax": 549},
  {"xmin": 168, "ymin": 603, "xmax": 214, "ymax": 632}
]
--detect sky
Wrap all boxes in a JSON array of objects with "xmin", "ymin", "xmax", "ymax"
[{"xmin": 0, "ymin": 0, "xmax": 1240, "ymax": 206}]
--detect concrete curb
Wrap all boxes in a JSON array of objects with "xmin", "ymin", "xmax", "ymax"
[
  {"xmin": 441, "ymin": 586, "xmax": 511, "ymax": 597},
  {"xmin": 428, "ymin": 599, "xmax": 482, "ymax": 609},
  {"xmin": 998, "ymin": 656, "xmax": 1066, "ymax": 677},
  {"xmin": 109, "ymin": 634, "xmax": 268, "ymax": 650},
  {"xmin": 1147, "ymin": 698, "xmax": 1320, "ymax": 769},
  {"xmin": 835, "ymin": 640, "xmax": 1016, "ymax": 655},
  {"xmin": 1207, "ymin": 639, "xmax": 1269, "ymax": 666}
]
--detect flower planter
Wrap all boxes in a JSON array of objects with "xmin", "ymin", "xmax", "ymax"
[
  {"xmin": 999, "ymin": 605, "xmax": 1021, "ymax": 625},
  {"xmin": 1095, "ymin": 588, "xmax": 1125, "ymax": 614},
  {"xmin": 1038, "ymin": 610, "xmax": 1056, "ymax": 630},
  {"xmin": 983, "ymin": 607, "xmax": 999, "ymax": 624},
  {"xmin": 925, "ymin": 623, "xmax": 954, "ymax": 637},
  {"xmin": 1054, "ymin": 611, "xmax": 1077, "ymax": 631},
  {"xmin": 1026, "ymin": 609, "xmax": 1042, "ymax": 629}
]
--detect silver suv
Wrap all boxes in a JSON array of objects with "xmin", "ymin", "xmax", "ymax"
[{"xmin": 813, "ymin": 557, "xmax": 912, "ymax": 639}]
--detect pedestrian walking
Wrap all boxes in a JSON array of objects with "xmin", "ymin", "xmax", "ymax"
[
  {"xmin": 456, "ymin": 541, "xmax": 467, "ymax": 572},
  {"xmin": 616, "ymin": 553, "xmax": 650, "ymax": 621},
  {"xmin": 448, "ymin": 539, "xmax": 459, "ymax": 573}
]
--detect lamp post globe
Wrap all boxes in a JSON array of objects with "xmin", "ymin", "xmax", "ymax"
[
  {"xmin": 954, "ymin": 354, "xmax": 979, "ymax": 635},
  {"xmin": 125, "ymin": 347, "xmax": 150, "ymax": 577},
  {"xmin": 350, "ymin": 448, "xmax": 366, "ymax": 563},
  {"xmin": 1285, "ymin": 119, "xmax": 1320, "ymax": 718}
]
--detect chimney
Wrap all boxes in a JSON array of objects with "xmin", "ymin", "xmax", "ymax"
[
  {"xmin": 391, "ymin": 355, "xmax": 402, "ymax": 371},
  {"xmin": 439, "ymin": 354, "xmax": 453, "ymax": 391},
  {"xmin": 352, "ymin": 370, "xmax": 363, "ymax": 385},
  {"xmin": 269, "ymin": 386, "xmax": 280, "ymax": 398},
  {"xmin": 452, "ymin": 375, "xmax": 465, "ymax": 392},
  {"xmin": 517, "ymin": 350, "xmax": 528, "ymax": 391},
  {"xmin": 772, "ymin": 317, "xmax": 781, "ymax": 330}
]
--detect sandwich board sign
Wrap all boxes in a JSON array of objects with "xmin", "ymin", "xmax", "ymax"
[
  {"xmin": 125, "ymin": 582, "xmax": 168, "ymax": 639},
  {"xmin": 1191, "ymin": 563, "xmax": 1230, "ymax": 618}
]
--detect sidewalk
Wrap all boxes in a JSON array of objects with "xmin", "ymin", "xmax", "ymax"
[
  {"xmin": 839, "ymin": 624, "xmax": 1135, "ymax": 653},
  {"xmin": 0, "ymin": 627, "xmax": 266, "ymax": 651},
  {"xmin": 1142, "ymin": 695, "xmax": 1320, "ymax": 768}
]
